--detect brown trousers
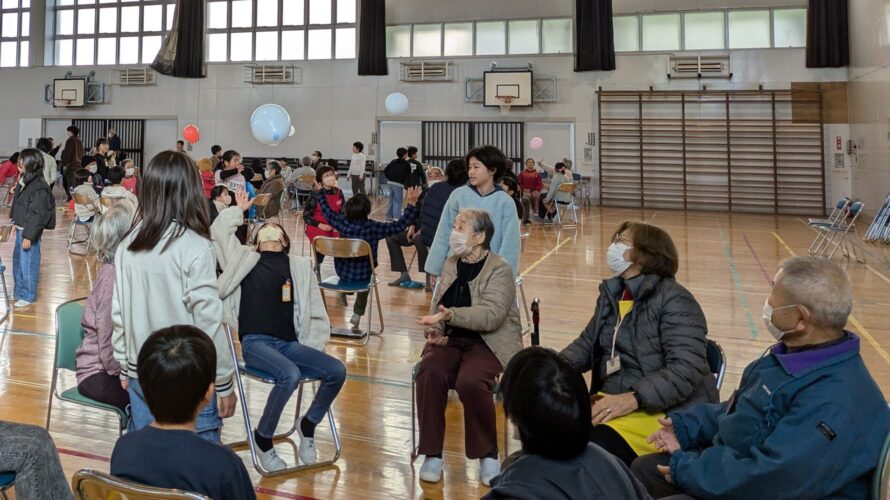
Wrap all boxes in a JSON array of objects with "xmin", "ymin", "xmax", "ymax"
[{"xmin": 416, "ymin": 335, "xmax": 502, "ymax": 459}]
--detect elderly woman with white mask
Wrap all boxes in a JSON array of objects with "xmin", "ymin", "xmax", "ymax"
[
  {"xmin": 211, "ymin": 189, "xmax": 345, "ymax": 473},
  {"xmin": 414, "ymin": 208, "xmax": 523, "ymax": 487},
  {"xmin": 560, "ymin": 221, "xmax": 717, "ymax": 469}
]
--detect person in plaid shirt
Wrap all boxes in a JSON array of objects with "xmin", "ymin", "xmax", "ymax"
[{"xmin": 315, "ymin": 186, "xmax": 421, "ymax": 327}]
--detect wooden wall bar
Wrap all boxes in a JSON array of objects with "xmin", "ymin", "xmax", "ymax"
[{"xmin": 597, "ymin": 89, "xmax": 825, "ymax": 215}]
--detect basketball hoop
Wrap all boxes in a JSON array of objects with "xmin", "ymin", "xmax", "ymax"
[{"xmin": 496, "ymin": 96, "xmax": 513, "ymax": 116}]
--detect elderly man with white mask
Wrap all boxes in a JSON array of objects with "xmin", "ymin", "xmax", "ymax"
[{"xmin": 632, "ymin": 256, "xmax": 889, "ymax": 500}]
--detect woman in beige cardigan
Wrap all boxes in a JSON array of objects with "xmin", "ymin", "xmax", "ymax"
[{"xmin": 416, "ymin": 208, "xmax": 523, "ymax": 487}]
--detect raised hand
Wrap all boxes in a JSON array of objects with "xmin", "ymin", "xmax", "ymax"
[
  {"xmin": 405, "ymin": 186, "xmax": 421, "ymax": 205},
  {"xmin": 235, "ymin": 189, "xmax": 253, "ymax": 212}
]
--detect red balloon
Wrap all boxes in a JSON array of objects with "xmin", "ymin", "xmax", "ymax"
[{"xmin": 183, "ymin": 124, "xmax": 200, "ymax": 144}]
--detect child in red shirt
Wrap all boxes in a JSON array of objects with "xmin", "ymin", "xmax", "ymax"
[
  {"xmin": 302, "ymin": 166, "xmax": 344, "ymax": 265},
  {"xmin": 518, "ymin": 158, "xmax": 544, "ymax": 216}
]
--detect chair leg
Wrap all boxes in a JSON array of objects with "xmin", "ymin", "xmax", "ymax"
[
  {"xmin": 372, "ymin": 281, "xmax": 385, "ymax": 336},
  {"xmin": 45, "ymin": 370, "xmax": 58, "ymax": 430},
  {"xmin": 411, "ymin": 366, "xmax": 418, "ymax": 461}
]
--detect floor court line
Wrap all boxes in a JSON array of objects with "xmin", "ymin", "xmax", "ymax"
[
  {"xmin": 718, "ymin": 227, "xmax": 759, "ymax": 340},
  {"xmin": 521, "ymin": 238, "xmax": 572, "ymax": 276},
  {"xmin": 771, "ymin": 231, "xmax": 890, "ymax": 365}
]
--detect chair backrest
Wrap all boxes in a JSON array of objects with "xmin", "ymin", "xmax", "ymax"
[
  {"xmin": 253, "ymin": 193, "xmax": 272, "ymax": 207},
  {"xmin": 705, "ymin": 339, "xmax": 726, "ymax": 390},
  {"xmin": 72, "ymin": 469, "xmax": 211, "ymax": 500},
  {"xmin": 298, "ymin": 174, "xmax": 316, "ymax": 184},
  {"xmin": 98, "ymin": 197, "xmax": 116, "ymax": 209},
  {"xmin": 557, "ymin": 182, "xmax": 576, "ymax": 193},
  {"xmin": 873, "ymin": 425, "xmax": 890, "ymax": 500},
  {"xmin": 849, "ymin": 201, "xmax": 864, "ymax": 217},
  {"xmin": 0, "ymin": 224, "xmax": 13, "ymax": 243},
  {"xmin": 835, "ymin": 197, "xmax": 850, "ymax": 210},
  {"xmin": 312, "ymin": 236, "xmax": 374, "ymax": 263},
  {"xmin": 73, "ymin": 192, "xmax": 96, "ymax": 208},
  {"xmin": 571, "ymin": 173, "xmax": 581, "ymax": 181},
  {"xmin": 54, "ymin": 298, "xmax": 87, "ymax": 372}
]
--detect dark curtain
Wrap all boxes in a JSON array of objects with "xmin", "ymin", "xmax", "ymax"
[
  {"xmin": 806, "ymin": 0, "xmax": 849, "ymax": 67},
  {"xmin": 575, "ymin": 0, "xmax": 615, "ymax": 72},
  {"xmin": 151, "ymin": 0, "xmax": 205, "ymax": 78},
  {"xmin": 358, "ymin": 0, "xmax": 387, "ymax": 76}
]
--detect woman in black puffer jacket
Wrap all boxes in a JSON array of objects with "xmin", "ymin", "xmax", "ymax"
[
  {"xmin": 10, "ymin": 149, "xmax": 56, "ymax": 307},
  {"xmin": 561, "ymin": 221, "xmax": 718, "ymax": 467}
]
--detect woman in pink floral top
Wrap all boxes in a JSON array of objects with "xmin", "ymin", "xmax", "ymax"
[{"xmin": 75, "ymin": 202, "xmax": 135, "ymax": 411}]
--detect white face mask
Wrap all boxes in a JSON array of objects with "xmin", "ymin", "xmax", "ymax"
[
  {"xmin": 428, "ymin": 179, "xmax": 441, "ymax": 186},
  {"xmin": 449, "ymin": 230, "xmax": 473, "ymax": 257},
  {"xmin": 125, "ymin": 167, "xmax": 135, "ymax": 176},
  {"xmin": 265, "ymin": 170, "xmax": 273, "ymax": 178},
  {"xmin": 87, "ymin": 164, "xmax": 98, "ymax": 174},
  {"xmin": 607, "ymin": 242, "xmax": 633, "ymax": 275},
  {"xmin": 762, "ymin": 300, "xmax": 798, "ymax": 341}
]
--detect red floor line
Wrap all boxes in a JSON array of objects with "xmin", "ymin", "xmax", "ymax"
[
  {"xmin": 57, "ymin": 447, "xmax": 319, "ymax": 499},
  {"xmin": 742, "ymin": 232, "xmax": 774, "ymax": 286}
]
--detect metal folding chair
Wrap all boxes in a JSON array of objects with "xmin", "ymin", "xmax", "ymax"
[
  {"xmin": 222, "ymin": 325, "xmax": 341, "ymax": 477},
  {"xmin": 0, "ymin": 472, "xmax": 13, "ymax": 500},
  {"xmin": 807, "ymin": 197, "xmax": 850, "ymax": 253},
  {"xmin": 71, "ymin": 469, "xmax": 210, "ymax": 500},
  {"xmin": 554, "ymin": 183, "xmax": 579, "ymax": 227},
  {"xmin": 515, "ymin": 276, "xmax": 532, "ymax": 337},
  {"xmin": 46, "ymin": 298, "xmax": 129, "ymax": 435},
  {"xmin": 705, "ymin": 339, "xmax": 727, "ymax": 391},
  {"xmin": 312, "ymin": 237, "xmax": 383, "ymax": 344},
  {"xmin": 68, "ymin": 192, "xmax": 98, "ymax": 254},
  {"xmin": 864, "ymin": 195, "xmax": 890, "ymax": 245},
  {"xmin": 0, "ymin": 224, "xmax": 13, "ymax": 325},
  {"xmin": 810, "ymin": 201, "xmax": 865, "ymax": 261},
  {"xmin": 874, "ymin": 423, "xmax": 890, "ymax": 500}
]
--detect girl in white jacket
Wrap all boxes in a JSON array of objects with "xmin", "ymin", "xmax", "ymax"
[
  {"xmin": 112, "ymin": 151, "xmax": 236, "ymax": 442},
  {"xmin": 212, "ymin": 190, "xmax": 345, "ymax": 472}
]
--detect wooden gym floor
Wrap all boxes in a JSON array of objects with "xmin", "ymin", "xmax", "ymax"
[{"xmin": 1, "ymin": 198, "xmax": 888, "ymax": 499}]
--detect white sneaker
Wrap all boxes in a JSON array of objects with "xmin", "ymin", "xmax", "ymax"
[
  {"xmin": 257, "ymin": 446, "xmax": 287, "ymax": 472},
  {"xmin": 349, "ymin": 314, "xmax": 362, "ymax": 328},
  {"xmin": 297, "ymin": 425, "xmax": 317, "ymax": 465},
  {"xmin": 419, "ymin": 456, "xmax": 443, "ymax": 483},
  {"xmin": 13, "ymin": 300, "xmax": 32, "ymax": 308},
  {"xmin": 479, "ymin": 457, "xmax": 500, "ymax": 487}
]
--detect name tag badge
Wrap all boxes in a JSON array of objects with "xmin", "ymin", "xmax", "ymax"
[
  {"xmin": 282, "ymin": 280, "xmax": 292, "ymax": 303},
  {"xmin": 606, "ymin": 356, "xmax": 622, "ymax": 375}
]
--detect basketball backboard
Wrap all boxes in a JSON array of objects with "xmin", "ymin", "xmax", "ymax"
[
  {"xmin": 483, "ymin": 71, "xmax": 533, "ymax": 108},
  {"xmin": 53, "ymin": 78, "xmax": 86, "ymax": 108}
]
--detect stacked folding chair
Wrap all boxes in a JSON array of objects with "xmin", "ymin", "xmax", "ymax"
[
  {"xmin": 864, "ymin": 194, "xmax": 890, "ymax": 245},
  {"xmin": 808, "ymin": 200, "xmax": 865, "ymax": 261}
]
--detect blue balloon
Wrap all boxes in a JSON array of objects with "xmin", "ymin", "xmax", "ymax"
[
  {"xmin": 385, "ymin": 93, "xmax": 409, "ymax": 115},
  {"xmin": 250, "ymin": 104, "xmax": 292, "ymax": 147}
]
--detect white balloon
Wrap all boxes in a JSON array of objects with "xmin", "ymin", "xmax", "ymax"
[
  {"xmin": 250, "ymin": 104, "xmax": 292, "ymax": 147},
  {"xmin": 385, "ymin": 92, "xmax": 409, "ymax": 115},
  {"xmin": 289, "ymin": 125, "xmax": 295, "ymax": 137}
]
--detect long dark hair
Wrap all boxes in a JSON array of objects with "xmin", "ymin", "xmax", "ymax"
[
  {"xmin": 18, "ymin": 149, "xmax": 44, "ymax": 176},
  {"xmin": 127, "ymin": 151, "xmax": 210, "ymax": 253}
]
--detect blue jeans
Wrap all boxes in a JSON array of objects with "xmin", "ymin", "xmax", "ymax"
[
  {"xmin": 127, "ymin": 377, "xmax": 222, "ymax": 443},
  {"xmin": 241, "ymin": 334, "xmax": 346, "ymax": 440},
  {"xmin": 13, "ymin": 229, "xmax": 41, "ymax": 302},
  {"xmin": 386, "ymin": 184, "xmax": 404, "ymax": 221}
]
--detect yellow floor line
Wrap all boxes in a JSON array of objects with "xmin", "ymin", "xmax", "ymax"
[
  {"xmin": 849, "ymin": 316, "xmax": 890, "ymax": 365},
  {"xmin": 521, "ymin": 238, "xmax": 572, "ymax": 276},
  {"xmin": 866, "ymin": 265, "xmax": 890, "ymax": 285},
  {"xmin": 772, "ymin": 231, "xmax": 890, "ymax": 365}
]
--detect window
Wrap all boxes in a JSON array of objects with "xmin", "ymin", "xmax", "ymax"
[
  {"xmin": 684, "ymin": 12, "xmax": 724, "ymax": 50},
  {"xmin": 542, "ymin": 18, "xmax": 572, "ymax": 54},
  {"xmin": 443, "ymin": 22, "xmax": 472, "ymax": 56},
  {"xmin": 413, "ymin": 23, "xmax": 441, "ymax": 57},
  {"xmin": 642, "ymin": 13, "xmax": 680, "ymax": 51},
  {"xmin": 386, "ymin": 24, "xmax": 410, "ymax": 57},
  {"xmin": 475, "ymin": 20, "xmax": 505, "ymax": 55},
  {"xmin": 728, "ymin": 10, "xmax": 771, "ymax": 49},
  {"xmin": 613, "ymin": 15, "xmax": 639, "ymax": 52},
  {"xmin": 53, "ymin": 0, "xmax": 176, "ymax": 66},
  {"xmin": 0, "ymin": 0, "xmax": 30, "ymax": 66},
  {"xmin": 203, "ymin": 0, "xmax": 357, "ymax": 62},
  {"xmin": 773, "ymin": 9, "xmax": 805, "ymax": 47},
  {"xmin": 508, "ymin": 19, "xmax": 538, "ymax": 54}
]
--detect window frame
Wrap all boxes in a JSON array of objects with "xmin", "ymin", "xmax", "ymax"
[{"xmin": 0, "ymin": 0, "xmax": 30, "ymax": 67}]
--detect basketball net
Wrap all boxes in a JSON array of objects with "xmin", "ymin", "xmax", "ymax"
[{"xmin": 497, "ymin": 96, "xmax": 513, "ymax": 116}]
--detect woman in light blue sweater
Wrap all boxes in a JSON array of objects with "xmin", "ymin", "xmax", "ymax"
[{"xmin": 425, "ymin": 145, "xmax": 520, "ymax": 278}]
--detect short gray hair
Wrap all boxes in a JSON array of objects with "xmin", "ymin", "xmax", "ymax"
[
  {"xmin": 457, "ymin": 208, "xmax": 494, "ymax": 250},
  {"xmin": 92, "ymin": 202, "xmax": 136, "ymax": 263},
  {"xmin": 776, "ymin": 256, "xmax": 852, "ymax": 330},
  {"xmin": 301, "ymin": 156, "xmax": 312, "ymax": 167}
]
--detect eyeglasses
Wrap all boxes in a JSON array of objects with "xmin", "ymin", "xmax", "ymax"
[{"xmin": 613, "ymin": 233, "xmax": 632, "ymax": 244}]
